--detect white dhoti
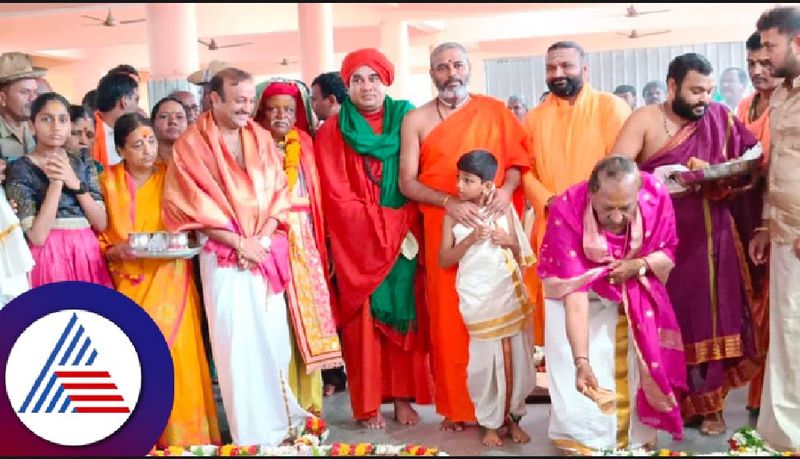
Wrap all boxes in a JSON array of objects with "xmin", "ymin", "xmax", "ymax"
[
  {"xmin": 757, "ymin": 241, "xmax": 800, "ymax": 451},
  {"xmin": 0, "ymin": 188, "xmax": 32, "ymax": 309},
  {"xmin": 198, "ymin": 242, "xmax": 308, "ymax": 446},
  {"xmin": 545, "ymin": 296, "xmax": 656, "ymax": 453},
  {"xmin": 467, "ymin": 330, "xmax": 537, "ymax": 429},
  {"xmin": 454, "ymin": 210, "xmax": 537, "ymax": 429}
]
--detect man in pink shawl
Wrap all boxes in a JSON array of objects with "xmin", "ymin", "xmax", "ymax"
[
  {"xmin": 538, "ymin": 156, "xmax": 687, "ymax": 454},
  {"xmin": 162, "ymin": 68, "xmax": 309, "ymax": 445}
]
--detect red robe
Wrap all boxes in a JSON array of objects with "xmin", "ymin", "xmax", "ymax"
[{"xmin": 314, "ymin": 108, "xmax": 434, "ymax": 420}]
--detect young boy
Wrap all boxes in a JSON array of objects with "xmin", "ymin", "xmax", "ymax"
[{"xmin": 439, "ymin": 149, "xmax": 537, "ymax": 447}]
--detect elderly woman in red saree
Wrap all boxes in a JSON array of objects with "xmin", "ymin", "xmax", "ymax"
[
  {"xmin": 254, "ymin": 79, "xmax": 343, "ymax": 417},
  {"xmin": 537, "ymin": 157, "xmax": 687, "ymax": 454},
  {"xmin": 98, "ymin": 113, "xmax": 220, "ymax": 448}
]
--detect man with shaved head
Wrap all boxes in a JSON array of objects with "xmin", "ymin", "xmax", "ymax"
[{"xmin": 399, "ymin": 41, "xmax": 532, "ymax": 433}]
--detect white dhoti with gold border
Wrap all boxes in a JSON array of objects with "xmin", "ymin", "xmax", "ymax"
[{"xmin": 545, "ymin": 295, "xmax": 656, "ymax": 453}]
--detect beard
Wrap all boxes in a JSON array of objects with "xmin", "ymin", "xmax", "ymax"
[
  {"xmin": 546, "ymin": 75, "xmax": 583, "ymax": 98},
  {"xmin": 771, "ymin": 47, "xmax": 799, "ymax": 78},
  {"xmin": 671, "ymin": 94, "xmax": 707, "ymax": 121},
  {"xmin": 436, "ymin": 76, "xmax": 470, "ymax": 102}
]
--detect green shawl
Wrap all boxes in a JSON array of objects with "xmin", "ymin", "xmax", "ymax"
[{"xmin": 338, "ymin": 95, "xmax": 417, "ymax": 333}]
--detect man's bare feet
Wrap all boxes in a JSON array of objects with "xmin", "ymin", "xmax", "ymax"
[
  {"xmin": 482, "ymin": 428, "xmax": 503, "ymax": 446},
  {"xmin": 507, "ymin": 421, "xmax": 531, "ymax": 444},
  {"xmin": 393, "ymin": 399, "xmax": 420, "ymax": 425},
  {"xmin": 699, "ymin": 411, "xmax": 726, "ymax": 436},
  {"xmin": 359, "ymin": 412, "xmax": 386, "ymax": 429},
  {"xmin": 440, "ymin": 418, "xmax": 465, "ymax": 431}
]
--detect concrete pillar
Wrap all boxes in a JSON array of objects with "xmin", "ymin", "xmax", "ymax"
[
  {"xmin": 145, "ymin": 3, "xmax": 200, "ymax": 111},
  {"xmin": 298, "ymin": 3, "xmax": 335, "ymax": 85},
  {"xmin": 380, "ymin": 20, "xmax": 410, "ymax": 100}
]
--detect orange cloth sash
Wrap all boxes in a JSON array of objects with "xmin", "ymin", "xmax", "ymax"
[
  {"xmin": 92, "ymin": 111, "xmax": 110, "ymax": 167},
  {"xmin": 418, "ymin": 94, "xmax": 531, "ymax": 422},
  {"xmin": 736, "ymin": 93, "xmax": 771, "ymax": 167},
  {"xmin": 162, "ymin": 110, "xmax": 290, "ymax": 265}
]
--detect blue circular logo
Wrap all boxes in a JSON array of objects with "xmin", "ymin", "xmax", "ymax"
[{"xmin": 0, "ymin": 281, "xmax": 174, "ymax": 455}]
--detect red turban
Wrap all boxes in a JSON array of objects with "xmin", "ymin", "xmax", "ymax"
[
  {"xmin": 340, "ymin": 48, "xmax": 394, "ymax": 87},
  {"xmin": 256, "ymin": 81, "xmax": 311, "ymax": 134}
]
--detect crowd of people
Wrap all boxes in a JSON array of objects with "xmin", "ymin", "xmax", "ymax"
[{"xmin": 0, "ymin": 4, "xmax": 799, "ymax": 454}]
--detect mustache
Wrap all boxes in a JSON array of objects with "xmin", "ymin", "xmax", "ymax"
[
  {"xmin": 437, "ymin": 77, "xmax": 466, "ymax": 91},
  {"xmin": 270, "ymin": 119, "xmax": 290, "ymax": 127},
  {"xmin": 235, "ymin": 111, "xmax": 250, "ymax": 116}
]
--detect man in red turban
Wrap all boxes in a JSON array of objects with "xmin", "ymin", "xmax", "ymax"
[
  {"xmin": 254, "ymin": 79, "xmax": 344, "ymax": 418},
  {"xmin": 315, "ymin": 48, "xmax": 434, "ymax": 429}
]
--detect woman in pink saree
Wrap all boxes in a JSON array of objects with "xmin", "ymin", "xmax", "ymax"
[{"xmin": 537, "ymin": 157, "xmax": 687, "ymax": 453}]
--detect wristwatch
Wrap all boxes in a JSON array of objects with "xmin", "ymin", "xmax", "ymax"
[
  {"xmin": 64, "ymin": 182, "xmax": 88, "ymax": 196},
  {"xmin": 637, "ymin": 259, "xmax": 648, "ymax": 277}
]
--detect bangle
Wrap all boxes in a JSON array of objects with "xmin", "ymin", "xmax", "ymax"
[
  {"xmin": 574, "ymin": 356, "xmax": 589, "ymax": 367},
  {"xmin": 442, "ymin": 195, "xmax": 450, "ymax": 207},
  {"xmin": 753, "ymin": 226, "xmax": 768, "ymax": 234}
]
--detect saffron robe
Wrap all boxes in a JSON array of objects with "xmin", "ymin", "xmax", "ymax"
[
  {"xmin": 418, "ymin": 94, "xmax": 531, "ymax": 422},
  {"xmin": 522, "ymin": 84, "xmax": 632, "ymax": 344},
  {"xmin": 315, "ymin": 108, "xmax": 433, "ymax": 420},
  {"xmin": 639, "ymin": 102, "xmax": 763, "ymax": 418}
]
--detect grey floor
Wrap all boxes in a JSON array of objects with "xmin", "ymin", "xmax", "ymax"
[{"xmin": 212, "ymin": 382, "xmax": 755, "ymax": 455}]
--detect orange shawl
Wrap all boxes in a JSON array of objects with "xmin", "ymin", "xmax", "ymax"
[
  {"xmin": 162, "ymin": 111, "xmax": 291, "ymax": 288},
  {"xmin": 92, "ymin": 111, "xmax": 111, "ymax": 167},
  {"xmin": 418, "ymin": 94, "xmax": 531, "ymax": 423},
  {"xmin": 736, "ymin": 93, "xmax": 771, "ymax": 167}
]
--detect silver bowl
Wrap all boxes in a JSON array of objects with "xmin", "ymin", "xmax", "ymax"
[{"xmin": 128, "ymin": 232, "xmax": 150, "ymax": 251}]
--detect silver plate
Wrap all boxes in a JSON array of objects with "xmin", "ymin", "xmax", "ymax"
[
  {"xmin": 674, "ymin": 158, "xmax": 760, "ymax": 185},
  {"xmin": 131, "ymin": 245, "xmax": 202, "ymax": 259}
]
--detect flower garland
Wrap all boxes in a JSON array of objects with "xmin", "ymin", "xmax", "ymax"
[
  {"xmin": 282, "ymin": 129, "xmax": 301, "ymax": 192},
  {"xmin": 147, "ymin": 416, "xmax": 449, "ymax": 456},
  {"xmin": 595, "ymin": 427, "xmax": 800, "ymax": 456}
]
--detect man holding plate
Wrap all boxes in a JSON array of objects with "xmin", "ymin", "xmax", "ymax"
[{"xmin": 612, "ymin": 53, "xmax": 763, "ymax": 436}]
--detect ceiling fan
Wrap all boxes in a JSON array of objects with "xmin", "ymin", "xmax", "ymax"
[
  {"xmin": 198, "ymin": 38, "xmax": 253, "ymax": 51},
  {"xmin": 624, "ymin": 4, "xmax": 671, "ymax": 17},
  {"xmin": 617, "ymin": 29, "xmax": 672, "ymax": 39},
  {"xmin": 277, "ymin": 58, "xmax": 300, "ymax": 66},
  {"xmin": 82, "ymin": 9, "xmax": 146, "ymax": 27}
]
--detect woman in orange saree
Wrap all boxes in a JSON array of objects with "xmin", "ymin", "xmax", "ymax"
[{"xmin": 98, "ymin": 113, "xmax": 220, "ymax": 448}]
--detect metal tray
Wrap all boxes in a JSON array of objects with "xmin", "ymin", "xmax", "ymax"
[
  {"xmin": 673, "ymin": 158, "xmax": 760, "ymax": 185},
  {"xmin": 130, "ymin": 245, "xmax": 202, "ymax": 259}
]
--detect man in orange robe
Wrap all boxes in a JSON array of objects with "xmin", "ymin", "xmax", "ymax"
[
  {"xmin": 522, "ymin": 41, "xmax": 631, "ymax": 346},
  {"xmin": 399, "ymin": 42, "xmax": 531, "ymax": 430},
  {"xmin": 735, "ymin": 31, "xmax": 781, "ymax": 414},
  {"xmin": 315, "ymin": 48, "xmax": 434, "ymax": 429}
]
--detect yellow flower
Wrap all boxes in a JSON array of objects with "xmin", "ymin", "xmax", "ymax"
[
  {"xmin": 284, "ymin": 129, "xmax": 301, "ymax": 192},
  {"xmin": 219, "ymin": 444, "xmax": 236, "ymax": 456},
  {"xmin": 166, "ymin": 446, "xmax": 185, "ymax": 455},
  {"xmin": 659, "ymin": 449, "xmax": 671, "ymax": 456}
]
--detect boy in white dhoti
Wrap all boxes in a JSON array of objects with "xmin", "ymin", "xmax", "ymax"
[{"xmin": 439, "ymin": 150, "xmax": 537, "ymax": 447}]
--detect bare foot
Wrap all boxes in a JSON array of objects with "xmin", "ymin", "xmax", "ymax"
[
  {"xmin": 700, "ymin": 412, "xmax": 726, "ymax": 436},
  {"xmin": 482, "ymin": 428, "xmax": 504, "ymax": 446},
  {"xmin": 440, "ymin": 418, "xmax": 465, "ymax": 432},
  {"xmin": 507, "ymin": 421, "xmax": 531, "ymax": 444},
  {"xmin": 393, "ymin": 399, "xmax": 420, "ymax": 425},
  {"xmin": 323, "ymin": 384, "xmax": 336, "ymax": 397},
  {"xmin": 359, "ymin": 412, "xmax": 386, "ymax": 429}
]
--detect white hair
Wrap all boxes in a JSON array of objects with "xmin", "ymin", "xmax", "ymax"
[{"xmin": 429, "ymin": 42, "xmax": 470, "ymax": 68}]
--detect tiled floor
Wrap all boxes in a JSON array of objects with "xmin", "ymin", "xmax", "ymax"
[{"xmin": 213, "ymin": 382, "xmax": 756, "ymax": 455}]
